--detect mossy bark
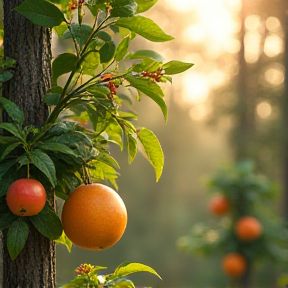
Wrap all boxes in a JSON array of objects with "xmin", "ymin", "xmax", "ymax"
[{"xmin": 1, "ymin": 0, "xmax": 55, "ymax": 287}]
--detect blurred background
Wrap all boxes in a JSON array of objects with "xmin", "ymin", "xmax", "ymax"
[{"xmin": 56, "ymin": 0, "xmax": 288, "ymax": 287}]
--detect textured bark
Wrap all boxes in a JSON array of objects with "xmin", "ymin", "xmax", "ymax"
[
  {"xmin": 231, "ymin": 0, "xmax": 256, "ymax": 161},
  {"xmin": 282, "ymin": 13, "xmax": 288, "ymax": 222},
  {"xmin": 2, "ymin": 0, "xmax": 50, "ymax": 127},
  {"xmin": 1, "ymin": 0, "xmax": 55, "ymax": 287}
]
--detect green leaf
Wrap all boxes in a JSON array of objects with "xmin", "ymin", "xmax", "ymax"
[
  {"xmin": 0, "ymin": 142, "xmax": 21, "ymax": 161},
  {"xmin": 114, "ymin": 262, "xmax": 162, "ymax": 280},
  {"xmin": 114, "ymin": 280, "xmax": 135, "ymax": 288},
  {"xmin": 18, "ymin": 155, "xmax": 29, "ymax": 168},
  {"xmin": 162, "ymin": 61, "xmax": 194, "ymax": 75},
  {"xmin": 0, "ymin": 136, "xmax": 19, "ymax": 145},
  {"xmin": 110, "ymin": 0, "xmax": 137, "ymax": 17},
  {"xmin": 55, "ymin": 230, "xmax": 73, "ymax": 252},
  {"xmin": 105, "ymin": 118, "xmax": 124, "ymax": 150},
  {"xmin": 0, "ymin": 123, "xmax": 26, "ymax": 142},
  {"xmin": 62, "ymin": 24, "xmax": 93, "ymax": 47},
  {"xmin": 43, "ymin": 93, "xmax": 61, "ymax": 106},
  {"xmin": 99, "ymin": 41, "xmax": 116, "ymax": 63},
  {"xmin": 125, "ymin": 75, "xmax": 167, "ymax": 122},
  {"xmin": 96, "ymin": 152, "xmax": 120, "ymax": 170},
  {"xmin": 14, "ymin": 0, "xmax": 66, "ymax": 28},
  {"xmin": 0, "ymin": 97, "xmax": 24, "ymax": 124},
  {"xmin": 0, "ymin": 203, "xmax": 18, "ymax": 230},
  {"xmin": 127, "ymin": 133, "xmax": 137, "ymax": 164},
  {"xmin": 52, "ymin": 53, "xmax": 78, "ymax": 85},
  {"xmin": 82, "ymin": 51, "xmax": 100, "ymax": 76},
  {"xmin": 30, "ymin": 204, "xmax": 62, "ymax": 239},
  {"xmin": 116, "ymin": 16, "xmax": 174, "ymax": 42},
  {"xmin": 7, "ymin": 218, "xmax": 29, "ymax": 260},
  {"xmin": 137, "ymin": 128, "xmax": 164, "ymax": 181},
  {"xmin": 128, "ymin": 49, "xmax": 164, "ymax": 62},
  {"xmin": 115, "ymin": 35, "xmax": 131, "ymax": 61},
  {"xmin": 30, "ymin": 149, "xmax": 57, "ymax": 187},
  {"xmin": 0, "ymin": 71, "xmax": 14, "ymax": 83},
  {"xmin": 0, "ymin": 159, "xmax": 17, "ymax": 179},
  {"xmin": 135, "ymin": 0, "xmax": 157, "ymax": 13},
  {"xmin": 35, "ymin": 142, "xmax": 78, "ymax": 158}
]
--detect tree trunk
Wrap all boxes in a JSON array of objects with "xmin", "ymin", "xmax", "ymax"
[
  {"xmin": 1, "ymin": 0, "xmax": 55, "ymax": 287},
  {"xmin": 231, "ymin": 0, "xmax": 256, "ymax": 161},
  {"xmin": 282, "ymin": 12, "xmax": 288, "ymax": 222}
]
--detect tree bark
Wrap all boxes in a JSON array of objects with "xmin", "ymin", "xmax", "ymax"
[
  {"xmin": 231, "ymin": 0, "xmax": 256, "ymax": 161},
  {"xmin": 1, "ymin": 0, "xmax": 55, "ymax": 287},
  {"xmin": 282, "ymin": 12, "xmax": 288, "ymax": 222}
]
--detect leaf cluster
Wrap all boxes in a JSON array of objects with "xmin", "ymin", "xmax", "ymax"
[
  {"xmin": 61, "ymin": 262, "xmax": 161, "ymax": 288},
  {"xmin": 0, "ymin": 0, "xmax": 193, "ymax": 259}
]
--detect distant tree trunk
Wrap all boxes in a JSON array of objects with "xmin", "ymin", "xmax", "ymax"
[
  {"xmin": 231, "ymin": 0, "xmax": 256, "ymax": 161},
  {"xmin": 282, "ymin": 12, "xmax": 288, "ymax": 222},
  {"xmin": 1, "ymin": 0, "xmax": 55, "ymax": 287}
]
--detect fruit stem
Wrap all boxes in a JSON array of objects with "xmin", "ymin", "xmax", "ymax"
[
  {"xmin": 83, "ymin": 165, "xmax": 91, "ymax": 185},
  {"xmin": 27, "ymin": 162, "xmax": 30, "ymax": 179}
]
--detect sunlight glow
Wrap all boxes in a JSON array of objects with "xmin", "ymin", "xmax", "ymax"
[
  {"xmin": 244, "ymin": 31, "xmax": 262, "ymax": 63},
  {"xmin": 245, "ymin": 15, "xmax": 261, "ymax": 30},
  {"xmin": 264, "ymin": 34, "xmax": 284, "ymax": 58},
  {"xmin": 256, "ymin": 102, "xmax": 272, "ymax": 119},
  {"xmin": 189, "ymin": 104, "xmax": 210, "ymax": 121},
  {"xmin": 264, "ymin": 66, "xmax": 284, "ymax": 86},
  {"xmin": 182, "ymin": 73, "xmax": 209, "ymax": 104},
  {"xmin": 266, "ymin": 17, "xmax": 281, "ymax": 32}
]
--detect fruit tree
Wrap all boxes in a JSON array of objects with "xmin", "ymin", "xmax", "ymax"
[
  {"xmin": 0, "ymin": 0, "xmax": 193, "ymax": 286},
  {"xmin": 177, "ymin": 161, "xmax": 288, "ymax": 288}
]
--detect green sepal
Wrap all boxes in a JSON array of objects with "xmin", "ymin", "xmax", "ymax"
[{"xmin": 55, "ymin": 230, "xmax": 73, "ymax": 252}]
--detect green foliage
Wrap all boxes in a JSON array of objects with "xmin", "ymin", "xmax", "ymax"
[
  {"xmin": 0, "ymin": 0, "xmax": 193, "ymax": 259},
  {"xmin": 61, "ymin": 262, "xmax": 161, "ymax": 288},
  {"xmin": 177, "ymin": 161, "xmax": 288, "ymax": 274}
]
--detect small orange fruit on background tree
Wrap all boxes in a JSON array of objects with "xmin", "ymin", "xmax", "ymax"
[
  {"xmin": 222, "ymin": 253, "xmax": 246, "ymax": 278},
  {"xmin": 61, "ymin": 183, "xmax": 127, "ymax": 250},
  {"xmin": 208, "ymin": 195, "xmax": 230, "ymax": 216},
  {"xmin": 235, "ymin": 216, "xmax": 262, "ymax": 241},
  {"xmin": 6, "ymin": 179, "xmax": 46, "ymax": 216}
]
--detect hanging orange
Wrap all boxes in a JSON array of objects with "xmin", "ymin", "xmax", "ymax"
[
  {"xmin": 222, "ymin": 253, "xmax": 246, "ymax": 277},
  {"xmin": 208, "ymin": 195, "xmax": 230, "ymax": 216},
  {"xmin": 235, "ymin": 216, "xmax": 262, "ymax": 241},
  {"xmin": 61, "ymin": 183, "xmax": 127, "ymax": 250}
]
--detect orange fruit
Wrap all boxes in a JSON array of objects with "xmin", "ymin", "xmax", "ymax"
[
  {"xmin": 222, "ymin": 253, "xmax": 246, "ymax": 277},
  {"xmin": 208, "ymin": 195, "xmax": 229, "ymax": 216},
  {"xmin": 61, "ymin": 183, "xmax": 127, "ymax": 251},
  {"xmin": 6, "ymin": 179, "xmax": 46, "ymax": 216},
  {"xmin": 235, "ymin": 216, "xmax": 262, "ymax": 241}
]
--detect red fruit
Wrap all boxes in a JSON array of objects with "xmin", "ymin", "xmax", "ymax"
[
  {"xmin": 6, "ymin": 179, "xmax": 47, "ymax": 216},
  {"xmin": 235, "ymin": 216, "xmax": 262, "ymax": 241},
  {"xmin": 209, "ymin": 195, "xmax": 230, "ymax": 216}
]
